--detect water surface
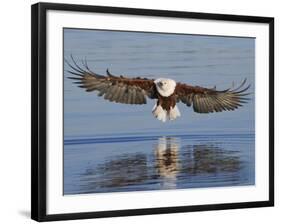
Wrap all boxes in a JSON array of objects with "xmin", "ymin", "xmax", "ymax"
[{"xmin": 64, "ymin": 134, "xmax": 254, "ymax": 194}]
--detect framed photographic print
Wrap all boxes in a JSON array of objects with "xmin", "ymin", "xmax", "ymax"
[{"xmin": 31, "ymin": 2, "xmax": 274, "ymax": 222}]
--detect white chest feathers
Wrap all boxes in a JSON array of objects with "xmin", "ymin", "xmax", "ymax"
[{"xmin": 154, "ymin": 78, "xmax": 177, "ymax": 97}]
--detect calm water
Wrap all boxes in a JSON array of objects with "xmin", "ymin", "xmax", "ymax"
[
  {"xmin": 64, "ymin": 134, "xmax": 254, "ymax": 194},
  {"xmin": 63, "ymin": 29, "xmax": 255, "ymax": 195}
]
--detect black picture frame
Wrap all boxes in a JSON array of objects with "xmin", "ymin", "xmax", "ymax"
[{"xmin": 31, "ymin": 2, "xmax": 274, "ymax": 222}]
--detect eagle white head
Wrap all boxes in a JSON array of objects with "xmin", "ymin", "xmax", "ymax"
[{"xmin": 154, "ymin": 78, "xmax": 177, "ymax": 97}]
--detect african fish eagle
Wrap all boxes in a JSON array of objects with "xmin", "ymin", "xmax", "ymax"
[{"xmin": 66, "ymin": 57, "xmax": 251, "ymax": 122}]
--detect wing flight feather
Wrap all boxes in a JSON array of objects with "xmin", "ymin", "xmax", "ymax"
[
  {"xmin": 66, "ymin": 56, "xmax": 156, "ymax": 105},
  {"xmin": 175, "ymin": 79, "xmax": 251, "ymax": 113}
]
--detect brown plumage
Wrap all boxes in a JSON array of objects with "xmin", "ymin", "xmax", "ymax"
[
  {"xmin": 175, "ymin": 79, "xmax": 250, "ymax": 113},
  {"xmin": 66, "ymin": 57, "xmax": 157, "ymax": 105},
  {"xmin": 156, "ymin": 94, "xmax": 177, "ymax": 111},
  {"xmin": 66, "ymin": 56, "xmax": 251, "ymax": 122}
]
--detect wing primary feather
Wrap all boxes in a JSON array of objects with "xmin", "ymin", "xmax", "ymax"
[
  {"xmin": 68, "ymin": 76, "xmax": 82, "ymax": 80},
  {"xmin": 67, "ymin": 70, "xmax": 84, "ymax": 77},
  {"xmin": 230, "ymin": 78, "xmax": 247, "ymax": 92},
  {"xmin": 200, "ymin": 97, "xmax": 209, "ymax": 113},
  {"xmin": 218, "ymin": 97, "xmax": 233, "ymax": 111},
  {"xmin": 84, "ymin": 58, "xmax": 91, "ymax": 72},
  {"xmin": 211, "ymin": 95, "xmax": 222, "ymax": 112},
  {"xmin": 92, "ymin": 82, "xmax": 107, "ymax": 90},
  {"xmin": 203, "ymin": 96, "xmax": 214, "ymax": 113},
  {"xmin": 65, "ymin": 60, "xmax": 84, "ymax": 75},
  {"xmin": 195, "ymin": 96, "xmax": 203, "ymax": 113},
  {"xmin": 72, "ymin": 81, "xmax": 83, "ymax": 84},
  {"xmin": 198, "ymin": 96, "xmax": 206, "ymax": 113},
  {"xmin": 81, "ymin": 57, "xmax": 93, "ymax": 74},
  {"xmin": 84, "ymin": 82, "xmax": 102, "ymax": 90},
  {"xmin": 70, "ymin": 55, "xmax": 87, "ymax": 73},
  {"xmin": 234, "ymin": 84, "xmax": 251, "ymax": 94},
  {"xmin": 192, "ymin": 95, "xmax": 199, "ymax": 112}
]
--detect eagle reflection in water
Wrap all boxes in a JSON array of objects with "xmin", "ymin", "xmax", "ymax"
[
  {"xmin": 154, "ymin": 137, "xmax": 180, "ymax": 189},
  {"xmin": 79, "ymin": 137, "xmax": 242, "ymax": 194}
]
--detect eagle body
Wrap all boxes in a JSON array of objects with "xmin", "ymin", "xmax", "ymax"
[
  {"xmin": 152, "ymin": 78, "xmax": 180, "ymax": 122},
  {"xmin": 67, "ymin": 57, "xmax": 251, "ymax": 122}
]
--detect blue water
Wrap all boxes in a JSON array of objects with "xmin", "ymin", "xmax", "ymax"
[
  {"xmin": 63, "ymin": 29, "xmax": 255, "ymax": 195},
  {"xmin": 64, "ymin": 134, "xmax": 254, "ymax": 195}
]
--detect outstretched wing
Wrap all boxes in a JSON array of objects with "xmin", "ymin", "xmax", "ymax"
[
  {"xmin": 175, "ymin": 79, "xmax": 251, "ymax": 113},
  {"xmin": 66, "ymin": 57, "xmax": 156, "ymax": 105}
]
